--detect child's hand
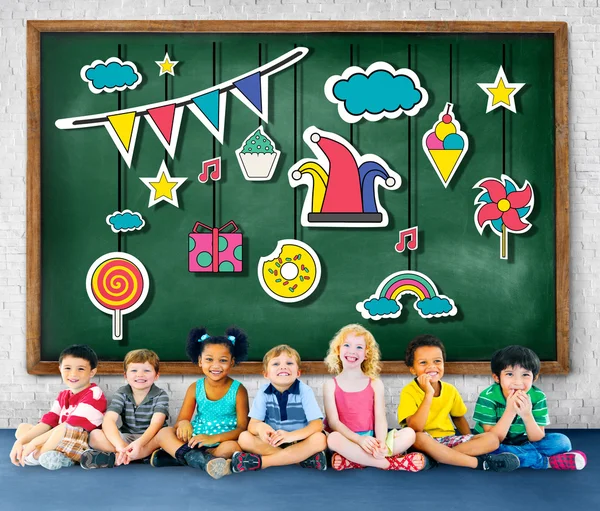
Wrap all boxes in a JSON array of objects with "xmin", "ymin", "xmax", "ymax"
[
  {"xmin": 188, "ymin": 434, "xmax": 212, "ymax": 448},
  {"xmin": 258, "ymin": 424, "xmax": 276, "ymax": 445},
  {"xmin": 18, "ymin": 442, "xmax": 38, "ymax": 467},
  {"xmin": 417, "ymin": 374, "xmax": 435, "ymax": 396},
  {"xmin": 269, "ymin": 430, "xmax": 293, "ymax": 447},
  {"xmin": 115, "ymin": 446, "xmax": 130, "ymax": 466},
  {"xmin": 125, "ymin": 439, "xmax": 144, "ymax": 461},
  {"xmin": 358, "ymin": 435, "xmax": 378, "ymax": 455},
  {"xmin": 506, "ymin": 389, "xmax": 520, "ymax": 414},
  {"xmin": 9, "ymin": 440, "xmax": 24, "ymax": 467},
  {"xmin": 514, "ymin": 391, "xmax": 532, "ymax": 417},
  {"xmin": 372, "ymin": 440, "xmax": 387, "ymax": 460},
  {"xmin": 176, "ymin": 421, "xmax": 193, "ymax": 442}
]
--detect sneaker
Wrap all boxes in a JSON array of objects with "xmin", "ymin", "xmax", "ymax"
[
  {"xmin": 38, "ymin": 451, "xmax": 75, "ymax": 470},
  {"xmin": 205, "ymin": 458, "xmax": 232, "ymax": 480},
  {"xmin": 231, "ymin": 451, "xmax": 262, "ymax": 473},
  {"xmin": 549, "ymin": 451, "xmax": 587, "ymax": 470},
  {"xmin": 478, "ymin": 453, "xmax": 520, "ymax": 472},
  {"xmin": 80, "ymin": 449, "xmax": 116, "ymax": 469},
  {"xmin": 387, "ymin": 452, "xmax": 430, "ymax": 472},
  {"xmin": 150, "ymin": 448, "xmax": 184, "ymax": 468},
  {"xmin": 331, "ymin": 452, "xmax": 364, "ymax": 471},
  {"xmin": 299, "ymin": 450, "xmax": 327, "ymax": 471},
  {"xmin": 23, "ymin": 451, "xmax": 41, "ymax": 466}
]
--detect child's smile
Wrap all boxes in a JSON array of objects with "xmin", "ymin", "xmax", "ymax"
[{"xmin": 494, "ymin": 365, "xmax": 535, "ymax": 399}]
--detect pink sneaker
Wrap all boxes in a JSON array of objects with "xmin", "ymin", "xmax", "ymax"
[{"xmin": 549, "ymin": 451, "xmax": 587, "ymax": 470}]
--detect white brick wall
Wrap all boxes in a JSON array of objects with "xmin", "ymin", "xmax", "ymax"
[{"xmin": 1, "ymin": 0, "xmax": 599, "ymax": 429}]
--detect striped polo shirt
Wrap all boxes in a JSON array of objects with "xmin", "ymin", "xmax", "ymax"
[
  {"xmin": 473, "ymin": 383, "xmax": 549, "ymax": 445},
  {"xmin": 107, "ymin": 384, "xmax": 169, "ymax": 434},
  {"xmin": 249, "ymin": 379, "xmax": 323, "ymax": 432}
]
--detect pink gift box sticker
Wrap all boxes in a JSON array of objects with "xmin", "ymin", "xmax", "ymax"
[{"xmin": 188, "ymin": 220, "xmax": 243, "ymax": 273}]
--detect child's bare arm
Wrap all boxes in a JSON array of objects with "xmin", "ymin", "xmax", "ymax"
[
  {"xmin": 372, "ymin": 379, "xmax": 388, "ymax": 444},
  {"xmin": 480, "ymin": 390, "xmax": 519, "ymax": 441},
  {"xmin": 102, "ymin": 411, "xmax": 128, "ymax": 450},
  {"xmin": 174, "ymin": 383, "xmax": 197, "ymax": 442},
  {"xmin": 248, "ymin": 418, "xmax": 275, "ymax": 444},
  {"xmin": 272, "ymin": 419, "xmax": 323, "ymax": 445},
  {"xmin": 451, "ymin": 415, "xmax": 472, "ymax": 436},
  {"xmin": 323, "ymin": 379, "xmax": 363, "ymax": 444},
  {"xmin": 405, "ymin": 375, "xmax": 435, "ymax": 432},
  {"xmin": 135, "ymin": 412, "xmax": 168, "ymax": 447},
  {"xmin": 13, "ymin": 423, "xmax": 51, "ymax": 447}
]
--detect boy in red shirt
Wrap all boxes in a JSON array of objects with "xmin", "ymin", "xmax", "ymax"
[{"xmin": 9, "ymin": 344, "xmax": 107, "ymax": 470}]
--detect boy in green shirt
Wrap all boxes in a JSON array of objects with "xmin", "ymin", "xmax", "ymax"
[{"xmin": 473, "ymin": 345, "xmax": 586, "ymax": 470}]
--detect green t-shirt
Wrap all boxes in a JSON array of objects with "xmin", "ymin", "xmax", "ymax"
[{"xmin": 473, "ymin": 383, "xmax": 549, "ymax": 445}]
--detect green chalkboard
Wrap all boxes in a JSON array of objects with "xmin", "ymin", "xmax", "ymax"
[{"xmin": 27, "ymin": 21, "xmax": 569, "ymax": 375}]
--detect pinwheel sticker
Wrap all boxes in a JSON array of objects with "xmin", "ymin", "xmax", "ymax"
[{"xmin": 474, "ymin": 175, "xmax": 534, "ymax": 260}]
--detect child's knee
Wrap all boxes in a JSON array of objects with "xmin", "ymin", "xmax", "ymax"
[
  {"xmin": 413, "ymin": 432, "xmax": 430, "ymax": 450},
  {"xmin": 545, "ymin": 433, "xmax": 572, "ymax": 453},
  {"xmin": 89, "ymin": 429, "xmax": 104, "ymax": 443},
  {"xmin": 308, "ymin": 432, "xmax": 327, "ymax": 451},
  {"xmin": 15, "ymin": 423, "xmax": 33, "ymax": 439},
  {"xmin": 396, "ymin": 427, "xmax": 416, "ymax": 444},
  {"xmin": 238, "ymin": 430, "xmax": 255, "ymax": 450},
  {"xmin": 327, "ymin": 431, "xmax": 343, "ymax": 451}
]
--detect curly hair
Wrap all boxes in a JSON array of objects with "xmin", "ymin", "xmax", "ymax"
[
  {"xmin": 324, "ymin": 324, "xmax": 381, "ymax": 378},
  {"xmin": 404, "ymin": 334, "xmax": 446, "ymax": 367},
  {"xmin": 186, "ymin": 326, "xmax": 249, "ymax": 366}
]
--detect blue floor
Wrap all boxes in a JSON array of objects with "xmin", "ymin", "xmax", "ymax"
[{"xmin": 0, "ymin": 429, "xmax": 598, "ymax": 511}]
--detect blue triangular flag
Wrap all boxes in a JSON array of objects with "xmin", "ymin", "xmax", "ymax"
[
  {"xmin": 192, "ymin": 90, "xmax": 221, "ymax": 130},
  {"xmin": 233, "ymin": 72, "xmax": 263, "ymax": 113}
]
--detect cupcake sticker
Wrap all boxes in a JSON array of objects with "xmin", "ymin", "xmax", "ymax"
[{"xmin": 235, "ymin": 126, "xmax": 281, "ymax": 181}]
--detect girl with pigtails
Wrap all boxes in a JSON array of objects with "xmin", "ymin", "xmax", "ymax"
[{"xmin": 150, "ymin": 326, "xmax": 250, "ymax": 479}]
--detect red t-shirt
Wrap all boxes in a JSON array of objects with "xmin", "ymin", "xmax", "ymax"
[{"xmin": 40, "ymin": 383, "xmax": 106, "ymax": 431}]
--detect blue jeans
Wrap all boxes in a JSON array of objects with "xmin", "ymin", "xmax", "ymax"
[{"xmin": 493, "ymin": 433, "xmax": 571, "ymax": 470}]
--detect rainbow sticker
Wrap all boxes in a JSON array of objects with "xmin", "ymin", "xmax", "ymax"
[{"xmin": 356, "ymin": 270, "xmax": 458, "ymax": 320}]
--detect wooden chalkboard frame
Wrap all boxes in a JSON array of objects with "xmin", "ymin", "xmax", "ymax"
[{"xmin": 27, "ymin": 20, "xmax": 569, "ymax": 375}]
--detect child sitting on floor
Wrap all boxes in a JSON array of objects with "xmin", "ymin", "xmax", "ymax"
[
  {"xmin": 324, "ymin": 324, "xmax": 429, "ymax": 472},
  {"xmin": 79, "ymin": 349, "xmax": 169, "ymax": 469},
  {"xmin": 232, "ymin": 344, "xmax": 327, "ymax": 472},
  {"xmin": 473, "ymin": 345, "xmax": 586, "ymax": 470},
  {"xmin": 150, "ymin": 326, "xmax": 250, "ymax": 479},
  {"xmin": 9, "ymin": 344, "xmax": 106, "ymax": 470}
]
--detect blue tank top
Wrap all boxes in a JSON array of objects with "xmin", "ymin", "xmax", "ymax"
[{"xmin": 190, "ymin": 378, "xmax": 240, "ymax": 443}]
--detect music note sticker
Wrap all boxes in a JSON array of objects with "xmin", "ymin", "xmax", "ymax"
[
  {"xmin": 199, "ymin": 157, "xmax": 222, "ymax": 184},
  {"xmin": 395, "ymin": 226, "xmax": 419, "ymax": 253}
]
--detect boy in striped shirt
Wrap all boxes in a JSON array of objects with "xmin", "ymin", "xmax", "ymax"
[
  {"xmin": 473, "ymin": 345, "xmax": 586, "ymax": 470},
  {"xmin": 9, "ymin": 344, "xmax": 107, "ymax": 470},
  {"xmin": 79, "ymin": 349, "xmax": 169, "ymax": 469}
]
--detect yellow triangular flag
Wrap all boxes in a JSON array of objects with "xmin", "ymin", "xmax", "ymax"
[{"xmin": 107, "ymin": 112, "xmax": 137, "ymax": 151}]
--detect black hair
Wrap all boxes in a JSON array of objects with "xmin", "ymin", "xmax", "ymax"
[
  {"xmin": 186, "ymin": 326, "xmax": 249, "ymax": 366},
  {"xmin": 59, "ymin": 344, "xmax": 99, "ymax": 370},
  {"xmin": 405, "ymin": 334, "xmax": 446, "ymax": 367},
  {"xmin": 491, "ymin": 345, "xmax": 541, "ymax": 378}
]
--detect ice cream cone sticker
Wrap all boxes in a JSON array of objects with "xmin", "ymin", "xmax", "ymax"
[
  {"xmin": 288, "ymin": 126, "xmax": 401, "ymax": 228},
  {"xmin": 422, "ymin": 103, "xmax": 469, "ymax": 188}
]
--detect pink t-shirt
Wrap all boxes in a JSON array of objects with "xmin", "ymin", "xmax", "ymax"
[{"xmin": 332, "ymin": 378, "xmax": 375, "ymax": 433}]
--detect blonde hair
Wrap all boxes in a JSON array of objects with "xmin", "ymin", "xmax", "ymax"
[
  {"xmin": 123, "ymin": 349, "xmax": 160, "ymax": 373},
  {"xmin": 262, "ymin": 344, "xmax": 301, "ymax": 373},
  {"xmin": 324, "ymin": 324, "xmax": 381, "ymax": 378}
]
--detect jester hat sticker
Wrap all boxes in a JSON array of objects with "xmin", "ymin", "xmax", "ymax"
[{"xmin": 288, "ymin": 127, "xmax": 401, "ymax": 228}]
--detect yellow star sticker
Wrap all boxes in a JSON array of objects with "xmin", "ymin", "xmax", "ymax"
[
  {"xmin": 477, "ymin": 66, "xmax": 525, "ymax": 114},
  {"xmin": 140, "ymin": 161, "xmax": 187, "ymax": 208},
  {"xmin": 155, "ymin": 52, "xmax": 179, "ymax": 77}
]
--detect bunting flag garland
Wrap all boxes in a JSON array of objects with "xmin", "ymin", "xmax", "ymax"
[
  {"xmin": 188, "ymin": 88, "xmax": 227, "ymax": 143},
  {"xmin": 144, "ymin": 103, "xmax": 184, "ymax": 158},
  {"xmin": 106, "ymin": 111, "xmax": 140, "ymax": 168},
  {"xmin": 55, "ymin": 47, "xmax": 309, "ymax": 167}
]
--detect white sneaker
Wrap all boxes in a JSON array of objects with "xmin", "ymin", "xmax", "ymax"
[
  {"xmin": 39, "ymin": 451, "xmax": 75, "ymax": 470},
  {"xmin": 23, "ymin": 451, "xmax": 41, "ymax": 466}
]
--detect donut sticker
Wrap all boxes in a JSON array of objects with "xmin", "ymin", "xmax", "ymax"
[
  {"xmin": 86, "ymin": 252, "xmax": 150, "ymax": 340},
  {"xmin": 258, "ymin": 240, "xmax": 321, "ymax": 303}
]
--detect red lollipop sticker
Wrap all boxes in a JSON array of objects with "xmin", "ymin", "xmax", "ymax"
[{"xmin": 86, "ymin": 252, "xmax": 150, "ymax": 340}]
